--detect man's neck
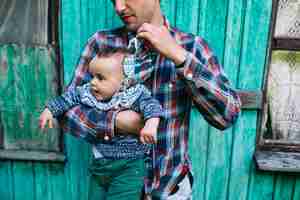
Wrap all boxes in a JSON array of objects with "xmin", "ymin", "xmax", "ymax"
[{"xmin": 149, "ymin": 4, "xmax": 164, "ymax": 26}]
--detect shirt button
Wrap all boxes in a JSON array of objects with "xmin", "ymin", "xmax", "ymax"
[
  {"xmin": 114, "ymin": 105, "xmax": 119, "ymax": 110},
  {"xmin": 104, "ymin": 135, "xmax": 109, "ymax": 141},
  {"xmin": 186, "ymin": 73, "xmax": 193, "ymax": 80}
]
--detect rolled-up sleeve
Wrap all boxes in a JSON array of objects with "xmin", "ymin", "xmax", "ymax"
[
  {"xmin": 46, "ymin": 87, "xmax": 81, "ymax": 117},
  {"xmin": 177, "ymin": 37, "xmax": 241, "ymax": 130},
  {"xmin": 137, "ymin": 91, "xmax": 164, "ymax": 120}
]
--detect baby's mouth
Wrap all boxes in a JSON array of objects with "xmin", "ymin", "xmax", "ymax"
[{"xmin": 90, "ymin": 89, "xmax": 102, "ymax": 100}]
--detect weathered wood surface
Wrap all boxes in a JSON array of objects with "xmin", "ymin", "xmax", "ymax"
[
  {"xmin": 0, "ymin": 149, "xmax": 65, "ymax": 162},
  {"xmin": 273, "ymin": 38, "xmax": 300, "ymax": 50},
  {"xmin": 255, "ymin": 150, "xmax": 300, "ymax": 172},
  {"xmin": 2, "ymin": 0, "xmax": 300, "ymax": 200},
  {"xmin": 232, "ymin": 1, "xmax": 275, "ymax": 200},
  {"xmin": 0, "ymin": 44, "xmax": 61, "ymax": 152},
  {"xmin": 0, "ymin": 0, "xmax": 49, "ymax": 45},
  {"xmin": 238, "ymin": 90, "xmax": 262, "ymax": 109}
]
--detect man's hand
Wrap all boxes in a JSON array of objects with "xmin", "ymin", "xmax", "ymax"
[
  {"xmin": 140, "ymin": 117, "xmax": 160, "ymax": 144},
  {"xmin": 39, "ymin": 108, "xmax": 54, "ymax": 131},
  {"xmin": 115, "ymin": 110, "xmax": 144, "ymax": 135},
  {"xmin": 137, "ymin": 23, "xmax": 187, "ymax": 65}
]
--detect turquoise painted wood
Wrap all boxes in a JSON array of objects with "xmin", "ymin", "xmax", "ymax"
[
  {"xmin": 0, "ymin": 45, "xmax": 61, "ymax": 151},
  {"xmin": 2, "ymin": 0, "xmax": 300, "ymax": 200}
]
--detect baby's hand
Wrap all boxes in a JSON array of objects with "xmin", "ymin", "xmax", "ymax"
[
  {"xmin": 39, "ymin": 108, "xmax": 54, "ymax": 131},
  {"xmin": 140, "ymin": 118, "xmax": 160, "ymax": 144}
]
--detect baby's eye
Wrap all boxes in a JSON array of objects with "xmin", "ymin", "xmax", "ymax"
[{"xmin": 96, "ymin": 74, "xmax": 104, "ymax": 80}]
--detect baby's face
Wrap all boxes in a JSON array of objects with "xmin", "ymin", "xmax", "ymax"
[{"xmin": 88, "ymin": 53, "xmax": 124, "ymax": 101}]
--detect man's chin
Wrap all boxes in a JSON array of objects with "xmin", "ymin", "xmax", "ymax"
[{"xmin": 124, "ymin": 23, "xmax": 139, "ymax": 32}]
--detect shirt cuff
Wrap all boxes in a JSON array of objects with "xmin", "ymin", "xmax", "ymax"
[{"xmin": 181, "ymin": 52, "xmax": 197, "ymax": 81}]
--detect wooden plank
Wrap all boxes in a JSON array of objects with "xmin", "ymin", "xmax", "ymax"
[
  {"xmin": 64, "ymin": 135, "xmax": 91, "ymax": 200},
  {"xmin": 263, "ymin": 139, "xmax": 300, "ymax": 146},
  {"xmin": 273, "ymin": 38, "xmax": 300, "ymax": 50},
  {"xmin": 0, "ymin": 161, "xmax": 14, "ymax": 200},
  {"xmin": 106, "ymin": 0, "xmax": 122, "ymax": 29},
  {"xmin": 175, "ymin": 0, "xmax": 200, "ymax": 34},
  {"xmin": 258, "ymin": 144, "xmax": 300, "ymax": 153},
  {"xmin": 88, "ymin": 0, "xmax": 107, "ymax": 34},
  {"xmin": 258, "ymin": 139, "xmax": 300, "ymax": 153},
  {"xmin": 48, "ymin": 163, "xmax": 68, "ymax": 200},
  {"xmin": 187, "ymin": 0, "xmax": 210, "ymax": 199},
  {"xmin": 238, "ymin": 90, "xmax": 262, "ymax": 110},
  {"xmin": 197, "ymin": 0, "xmax": 209, "ymax": 37},
  {"xmin": 160, "ymin": 0, "xmax": 177, "ymax": 26},
  {"xmin": 0, "ymin": 45, "xmax": 8, "ymax": 149},
  {"xmin": 189, "ymin": 108, "xmax": 210, "ymax": 199},
  {"xmin": 197, "ymin": 0, "xmax": 231, "ymax": 200},
  {"xmin": 0, "ymin": 150, "xmax": 65, "ymax": 162},
  {"xmin": 0, "ymin": 107, "xmax": 4, "ymax": 148},
  {"xmin": 13, "ymin": 162, "xmax": 35, "ymax": 200},
  {"xmin": 223, "ymin": 0, "xmax": 248, "ymax": 200},
  {"xmin": 293, "ymin": 178, "xmax": 300, "ymax": 200},
  {"xmin": 273, "ymin": 175, "xmax": 295, "ymax": 200},
  {"xmin": 34, "ymin": 163, "xmax": 51, "ymax": 200},
  {"xmin": 60, "ymin": 0, "xmax": 82, "ymax": 84},
  {"xmin": 246, "ymin": 167, "xmax": 274, "ymax": 200},
  {"xmin": 228, "ymin": 112, "xmax": 258, "ymax": 200},
  {"xmin": 0, "ymin": 0, "xmax": 48, "ymax": 45},
  {"xmin": 1, "ymin": 45, "xmax": 20, "ymax": 149},
  {"xmin": 80, "ymin": 0, "xmax": 92, "ymax": 43},
  {"xmin": 255, "ymin": 151, "xmax": 300, "ymax": 172},
  {"xmin": 239, "ymin": 0, "xmax": 274, "ymax": 200},
  {"xmin": 0, "ymin": 45, "xmax": 61, "ymax": 152}
]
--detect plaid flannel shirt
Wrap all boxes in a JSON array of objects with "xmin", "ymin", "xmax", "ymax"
[
  {"xmin": 62, "ymin": 19, "xmax": 241, "ymax": 199},
  {"xmin": 47, "ymin": 83, "xmax": 163, "ymax": 159}
]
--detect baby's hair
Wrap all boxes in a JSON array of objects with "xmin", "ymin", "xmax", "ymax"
[{"xmin": 96, "ymin": 46, "xmax": 131, "ymax": 58}]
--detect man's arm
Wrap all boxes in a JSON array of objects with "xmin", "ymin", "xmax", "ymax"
[
  {"xmin": 39, "ymin": 87, "xmax": 81, "ymax": 131},
  {"xmin": 176, "ymin": 39, "xmax": 241, "ymax": 130},
  {"xmin": 46, "ymin": 87, "xmax": 81, "ymax": 117},
  {"xmin": 137, "ymin": 23, "xmax": 241, "ymax": 130},
  {"xmin": 135, "ymin": 89, "xmax": 164, "ymax": 144},
  {"xmin": 115, "ymin": 110, "xmax": 144, "ymax": 135}
]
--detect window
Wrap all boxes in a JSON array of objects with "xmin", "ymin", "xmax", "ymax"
[
  {"xmin": 255, "ymin": 0, "xmax": 300, "ymax": 172},
  {"xmin": 0, "ymin": 0, "xmax": 64, "ymax": 162}
]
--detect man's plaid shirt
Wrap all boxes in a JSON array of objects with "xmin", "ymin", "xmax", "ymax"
[{"xmin": 62, "ymin": 19, "xmax": 241, "ymax": 199}]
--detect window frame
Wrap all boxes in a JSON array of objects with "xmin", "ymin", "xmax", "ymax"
[
  {"xmin": 255, "ymin": 0, "xmax": 300, "ymax": 172},
  {"xmin": 0, "ymin": 0, "xmax": 65, "ymax": 162}
]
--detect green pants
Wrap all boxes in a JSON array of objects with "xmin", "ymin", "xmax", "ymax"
[{"xmin": 88, "ymin": 158, "xmax": 146, "ymax": 200}]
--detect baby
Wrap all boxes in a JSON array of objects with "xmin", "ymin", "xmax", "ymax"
[
  {"xmin": 38, "ymin": 44, "xmax": 164, "ymax": 199},
  {"xmin": 39, "ymin": 47, "xmax": 163, "ymax": 144}
]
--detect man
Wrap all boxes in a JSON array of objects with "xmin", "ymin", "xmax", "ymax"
[{"xmin": 64, "ymin": 0, "xmax": 241, "ymax": 199}]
